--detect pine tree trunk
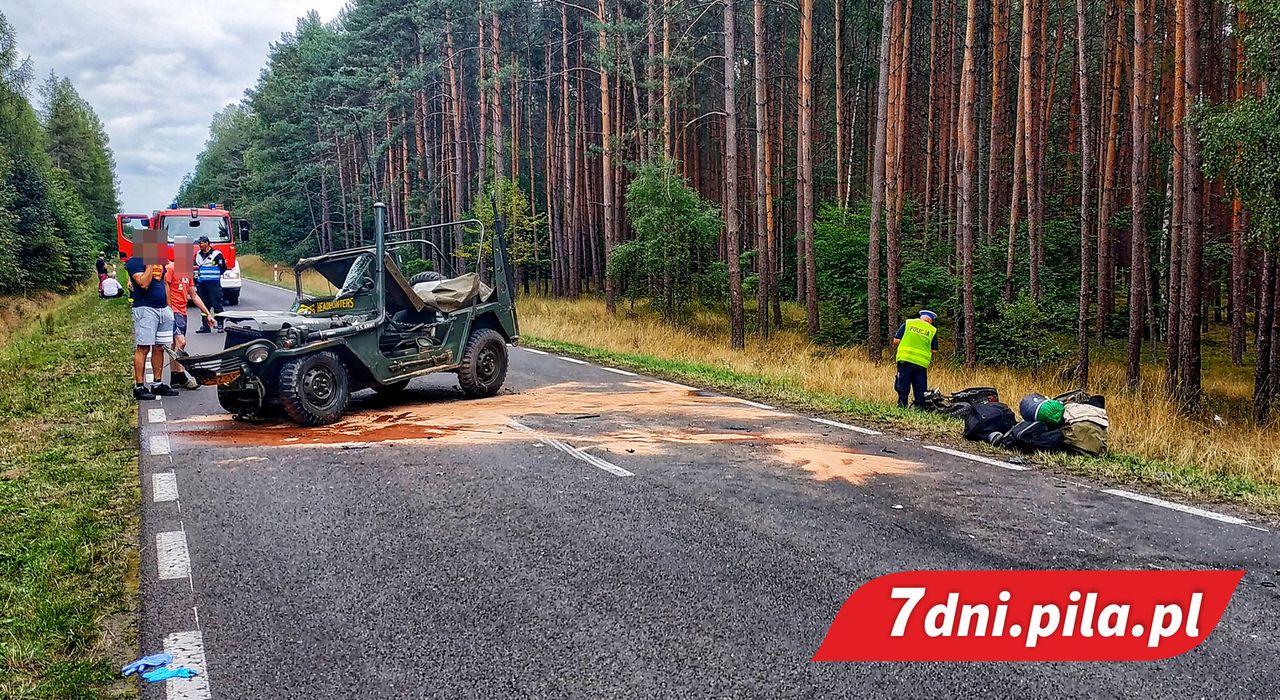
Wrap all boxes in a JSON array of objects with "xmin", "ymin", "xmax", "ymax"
[
  {"xmin": 1125, "ymin": 0, "xmax": 1152, "ymax": 390},
  {"xmin": 1017, "ymin": 0, "xmax": 1041, "ymax": 299},
  {"xmin": 1177, "ymin": 0, "xmax": 1203, "ymax": 409},
  {"xmin": 724, "ymin": 0, "xmax": 745, "ymax": 348},
  {"xmin": 754, "ymin": 0, "xmax": 771, "ymax": 338},
  {"xmin": 835, "ymin": 0, "xmax": 846, "ymax": 205},
  {"xmin": 491, "ymin": 12, "xmax": 506, "ymax": 183},
  {"xmin": 887, "ymin": 0, "xmax": 913, "ymax": 334},
  {"xmin": 867, "ymin": 0, "xmax": 894, "ymax": 360},
  {"xmin": 958, "ymin": 0, "xmax": 979, "ymax": 368},
  {"xmin": 1166, "ymin": 0, "xmax": 1186, "ymax": 394},
  {"xmin": 986, "ymin": 0, "xmax": 1010, "ymax": 242},
  {"xmin": 599, "ymin": 0, "xmax": 617, "ymax": 312},
  {"xmin": 1073, "ymin": 0, "xmax": 1093, "ymax": 388},
  {"xmin": 799, "ymin": 0, "xmax": 818, "ymax": 335},
  {"xmin": 1095, "ymin": 8, "xmax": 1125, "ymax": 336}
]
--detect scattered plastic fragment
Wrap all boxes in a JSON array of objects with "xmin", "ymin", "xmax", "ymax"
[
  {"xmin": 891, "ymin": 504, "xmax": 904, "ymax": 510},
  {"xmin": 122, "ymin": 653, "xmax": 173, "ymax": 677},
  {"xmin": 143, "ymin": 667, "xmax": 200, "ymax": 682}
]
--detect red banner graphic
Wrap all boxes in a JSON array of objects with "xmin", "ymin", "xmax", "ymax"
[{"xmin": 813, "ymin": 569, "xmax": 1243, "ymax": 662}]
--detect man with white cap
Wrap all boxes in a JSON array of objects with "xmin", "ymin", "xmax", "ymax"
[{"xmin": 891, "ymin": 309, "xmax": 939, "ymax": 409}]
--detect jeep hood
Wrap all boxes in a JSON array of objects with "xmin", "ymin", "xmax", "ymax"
[{"xmin": 217, "ymin": 310, "xmax": 366, "ymax": 333}]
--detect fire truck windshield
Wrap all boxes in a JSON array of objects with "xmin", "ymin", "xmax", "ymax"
[{"xmin": 161, "ymin": 215, "xmax": 231, "ymax": 243}]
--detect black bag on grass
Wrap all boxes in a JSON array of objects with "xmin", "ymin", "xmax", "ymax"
[
  {"xmin": 1000, "ymin": 420, "xmax": 1065, "ymax": 452},
  {"xmin": 963, "ymin": 402, "xmax": 1016, "ymax": 441}
]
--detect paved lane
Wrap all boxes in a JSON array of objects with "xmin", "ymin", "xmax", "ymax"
[{"xmin": 135, "ymin": 279, "xmax": 1280, "ymax": 699}]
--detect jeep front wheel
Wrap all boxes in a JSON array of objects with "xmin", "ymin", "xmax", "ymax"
[
  {"xmin": 458, "ymin": 328, "xmax": 507, "ymax": 398},
  {"xmin": 278, "ymin": 351, "xmax": 351, "ymax": 425}
]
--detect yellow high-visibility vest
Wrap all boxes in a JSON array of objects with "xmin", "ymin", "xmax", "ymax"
[{"xmin": 895, "ymin": 318, "xmax": 937, "ymax": 368}]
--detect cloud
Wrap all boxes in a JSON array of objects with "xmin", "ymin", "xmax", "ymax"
[{"xmin": 5, "ymin": 0, "xmax": 348, "ymax": 212}]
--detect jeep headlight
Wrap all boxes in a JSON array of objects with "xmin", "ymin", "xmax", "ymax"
[{"xmin": 246, "ymin": 345, "xmax": 270, "ymax": 364}]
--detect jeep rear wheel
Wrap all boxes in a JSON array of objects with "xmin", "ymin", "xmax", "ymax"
[
  {"xmin": 458, "ymin": 328, "xmax": 507, "ymax": 398},
  {"xmin": 278, "ymin": 351, "xmax": 351, "ymax": 425}
]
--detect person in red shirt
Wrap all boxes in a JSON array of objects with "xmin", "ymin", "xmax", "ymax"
[{"xmin": 166, "ymin": 260, "xmax": 216, "ymax": 389}]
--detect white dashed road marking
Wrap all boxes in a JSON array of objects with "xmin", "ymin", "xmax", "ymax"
[
  {"xmin": 509, "ymin": 420, "xmax": 635, "ymax": 477},
  {"xmin": 923, "ymin": 444, "xmax": 1030, "ymax": 471},
  {"xmin": 601, "ymin": 366, "xmax": 638, "ymax": 377},
  {"xmin": 156, "ymin": 531, "xmax": 192, "ymax": 580},
  {"xmin": 163, "ymin": 630, "xmax": 211, "ymax": 700},
  {"xmin": 522, "ymin": 347, "xmax": 549, "ymax": 355},
  {"xmin": 558, "ymin": 355, "xmax": 590, "ymax": 365},
  {"xmin": 1103, "ymin": 488, "xmax": 1248, "ymax": 526},
  {"xmin": 149, "ymin": 434, "xmax": 171, "ymax": 456},
  {"xmin": 809, "ymin": 416, "xmax": 882, "ymax": 436},
  {"xmin": 153, "ymin": 472, "xmax": 178, "ymax": 502},
  {"xmin": 654, "ymin": 379, "xmax": 695, "ymax": 390},
  {"xmin": 148, "ymin": 407, "xmax": 167, "ymax": 423}
]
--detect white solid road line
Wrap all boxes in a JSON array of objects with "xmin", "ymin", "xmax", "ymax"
[
  {"xmin": 809, "ymin": 416, "xmax": 882, "ymax": 436},
  {"xmin": 149, "ymin": 434, "xmax": 172, "ymax": 456},
  {"xmin": 735, "ymin": 398, "xmax": 779, "ymax": 411},
  {"xmin": 163, "ymin": 630, "xmax": 211, "ymax": 700},
  {"xmin": 509, "ymin": 420, "xmax": 635, "ymax": 477},
  {"xmin": 1103, "ymin": 488, "xmax": 1248, "ymax": 526},
  {"xmin": 923, "ymin": 444, "xmax": 1030, "ymax": 471},
  {"xmin": 654, "ymin": 379, "xmax": 695, "ymax": 390},
  {"xmin": 601, "ymin": 366, "xmax": 638, "ymax": 377},
  {"xmin": 153, "ymin": 472, "xmax": 178, "ymax": 503},
  {"xmin": 156, "ymin": 531, "xmax": 192, "ymax": 580},
  {"xmin": 148, "ymin": 407, "xmax": 167, "ymax": 424},
  {"xmin": 558, "ymin": 355, "xmax": 590, "ymax": 365},
  {"xmin": 522, "ymin": 347, "xmax": 550, "ymax": 355}
]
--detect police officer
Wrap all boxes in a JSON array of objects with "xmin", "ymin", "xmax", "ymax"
[
  {"xmin": 891, "ymin": 310, "xmax": 939, "ymax": 409},
  {"xmin": 194, "ymin": 235, "xmax": 227, "ymax": 333}
]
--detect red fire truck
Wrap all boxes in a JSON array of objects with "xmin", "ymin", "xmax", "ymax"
[{"xmin": 116, "ymin": 204, "xmax": 249, "ymax": 305}]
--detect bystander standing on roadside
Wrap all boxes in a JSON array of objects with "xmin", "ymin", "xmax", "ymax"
[
  {"xmin": 125, "ymin": 228, "xmax": 180, "ymax": 401},
  {"xmin": 96, "ymin": 249, "xmax": 109, "ymax": 293},
  {"xmin": 165, "ymin": 241, "xmax": 215, "ymax": 389},
  {"xmin": 194, "ymin": 235, "xmax": 226, "ymax": 333}
]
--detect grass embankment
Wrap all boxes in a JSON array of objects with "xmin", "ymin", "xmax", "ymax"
[
  {"xmin": 519, "ymin": 295, "xmax": 1280, "ymax": 512},
  {"xmin": 0, "ymin": 288, "xmax": 138, "ymax": 698},
  {"xmin": 238, "ymin": 254, "xmax": 332, "ymax": 296}
]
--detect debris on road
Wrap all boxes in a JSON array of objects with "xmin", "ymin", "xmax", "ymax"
[
  {"xmin": 142, "ymin": 667, "xmax": 200, "ymax": 682},
  {"xmin": 121, "ymin": 652, "xmax": 173, "ymax": 677}
]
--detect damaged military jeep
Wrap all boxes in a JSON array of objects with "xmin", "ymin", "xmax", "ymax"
[{"xmin": 178, "ymin": 203, "xmax": 518, "ymax": 425}]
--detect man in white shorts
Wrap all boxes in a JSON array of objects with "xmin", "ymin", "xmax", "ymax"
[{"xmin": 125, "ymin": 228, "xmax": 181, "ymax": 400}]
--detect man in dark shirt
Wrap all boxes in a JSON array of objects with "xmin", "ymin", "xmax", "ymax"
[
  {"xmin": 126, "ymin": 228, "xmax": 180, "ymax": 400},
  {"xmin": 96, "ymin": 250, "xmax": 109, "ymax": 292}
]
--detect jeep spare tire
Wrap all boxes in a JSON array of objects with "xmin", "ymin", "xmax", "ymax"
[
  {"xmin": 408, "ymin": 270, "xmax": 446, "ymax": 285},
  {"xmin": 278, "ymin": 351, "xmax": 351, "ymax": 425},
  {"xmin": 458, "ymin": 328, "xmax": 507, "ymax": 398}
]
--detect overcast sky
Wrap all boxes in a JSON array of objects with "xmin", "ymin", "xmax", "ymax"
[{"xmin": 6, "ymin": 0, "xmax": 348, "ymax": 213}]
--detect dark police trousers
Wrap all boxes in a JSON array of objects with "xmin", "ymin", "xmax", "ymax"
[
  {"xmin": 197, "ymin": 280, "xmax": 223, "ymax": 329},
  {"xmin": 895, "ymin": 361, "xmax": 928, "ymax": 409}
]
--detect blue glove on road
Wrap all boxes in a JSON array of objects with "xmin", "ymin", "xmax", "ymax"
[
  {"xmin": 121, "ymin": 653, "xmax": 174, "ymax": 677},
  {"xmin": 143, "ymin": 667, "xmax": 200, "ymax": 682}
]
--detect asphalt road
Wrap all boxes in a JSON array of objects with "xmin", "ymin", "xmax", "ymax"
[{"xmin": 134, "ymin": 279, "xmax": 1280, "ymax": 699}]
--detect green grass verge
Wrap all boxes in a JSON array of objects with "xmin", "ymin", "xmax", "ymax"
[
  {"xmin": 0, "ymin": 288, "xmax": 139, "ymax": 699},
  {"xmin": 524, "ymin": 334, "xmax": 1280, "ymax": 514}
]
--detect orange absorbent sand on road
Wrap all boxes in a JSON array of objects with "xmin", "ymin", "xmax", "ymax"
[{"xmin": 169, "ymin": 381, "xmax": 918, "ymax": 484}]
